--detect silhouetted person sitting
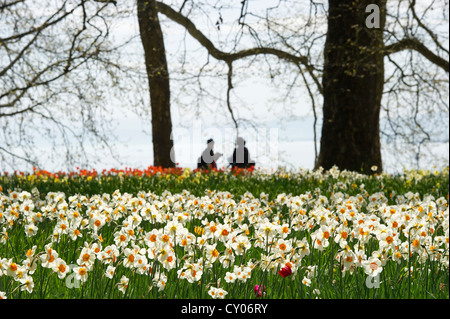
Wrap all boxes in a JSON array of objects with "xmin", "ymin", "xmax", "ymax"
[
  {"xmin": 230, "ymin": 137, "xmax": 255, "ymax": 169},
  {"xmin": 197, "ymin": 138, "xmax": 222, "ymax": 170}
]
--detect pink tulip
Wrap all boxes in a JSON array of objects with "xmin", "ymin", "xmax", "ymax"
[{"xmin": 254, "ymin": 284, "xmax": 265, "ymax": 298}]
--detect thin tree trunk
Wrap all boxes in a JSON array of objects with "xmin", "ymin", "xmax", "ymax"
[
  {"xmin": 137, "ymin": 0, "xmax": 175, "ymax": 168},
  {"xmin": 317, "ymin": 0, "xmax": 386, "ymax": 174}
]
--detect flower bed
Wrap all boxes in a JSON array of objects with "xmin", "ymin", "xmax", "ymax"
[{"xmin": 0, "ymin": 166, "xmax": 448, "ymax": 299}]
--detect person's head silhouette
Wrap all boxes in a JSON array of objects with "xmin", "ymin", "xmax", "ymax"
[{"xmin": 236, "ymin": 137, "xmax": 245, "ymax": 148}]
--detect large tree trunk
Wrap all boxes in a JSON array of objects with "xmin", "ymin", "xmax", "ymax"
[
  {"xmin": 137, "ymin": 0, "xmax": 175, "ymax": 168},
  {"xmin": 317, "ymin": 0, "xmax": 386, "ymax": 174}
]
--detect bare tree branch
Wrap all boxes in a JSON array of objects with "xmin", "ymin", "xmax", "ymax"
[
  {"xmin": 409, "ymin": 0, "xmax": 449, "ymax": 55},
  {"xmin": 155, "ymin": 0, "xmax": 323, "ymax": 94},
  {"xmin": 226, "ymin": 61, "xmax": 239, "ymax": 133},
  {"xmin": 385, "ymin": 37, "xmax": 449, "ymax": 72}
]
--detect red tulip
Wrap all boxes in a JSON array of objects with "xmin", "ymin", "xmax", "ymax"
[{"xmin": 278, "ymin": 264, "xmax": 292, "ymax": 278}]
